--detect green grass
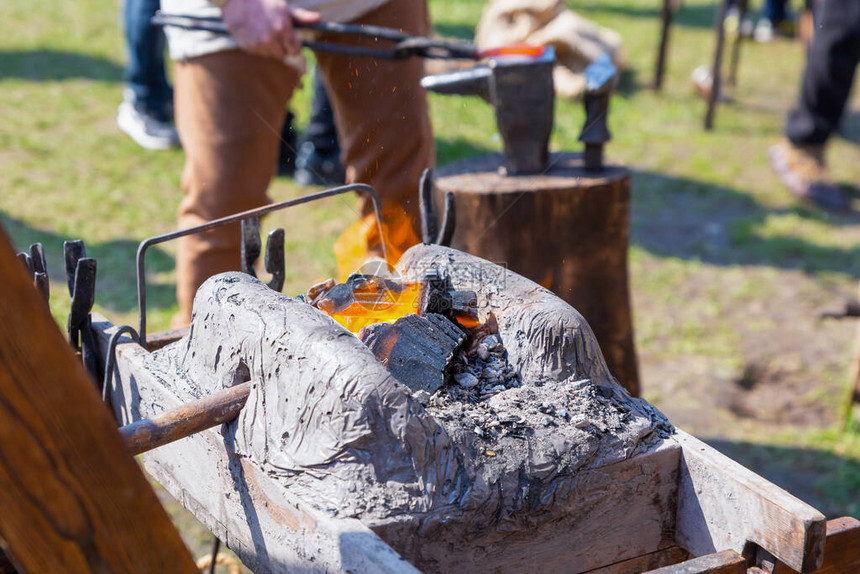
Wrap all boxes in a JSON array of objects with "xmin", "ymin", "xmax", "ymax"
[{"xmin": 1, "ymin": 0, "xmax": 859, "ymax": 547}]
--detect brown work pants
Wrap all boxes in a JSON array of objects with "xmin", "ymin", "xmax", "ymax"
[{"xmin": 173, "ymin": 0, "xmax": 434, "ymax": 325}]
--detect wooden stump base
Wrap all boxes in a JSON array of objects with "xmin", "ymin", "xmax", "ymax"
[{"xmin": 435, "ymin": 152, "xmax": 640, "ymax": 396}]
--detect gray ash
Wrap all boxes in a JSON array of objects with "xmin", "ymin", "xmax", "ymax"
[
  {"xmin": 408, "ymin": 326, "xmax": 529, "ymax": 444},
  {"xmin": 445, "ymin": 332, "xmax": 521, "ymax": 402}
]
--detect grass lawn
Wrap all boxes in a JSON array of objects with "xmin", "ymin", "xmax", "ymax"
[{"xmin": 1, "ymin": 0, "xmax": 858, "ymax": 561}]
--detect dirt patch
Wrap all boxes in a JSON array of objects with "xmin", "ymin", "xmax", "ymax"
[{"xmin": 635, "ymin": 261, "xmax": 856, "ymax": 435}]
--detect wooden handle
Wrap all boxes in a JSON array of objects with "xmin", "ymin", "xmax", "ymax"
[{"xmin": 119, "ymin": 382, "xmax": 252, "ymax": 456}]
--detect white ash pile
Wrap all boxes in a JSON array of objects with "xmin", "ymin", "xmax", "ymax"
[{"xmin": 448, "ymin": 331, "xmax": 521, "ymax": 401}]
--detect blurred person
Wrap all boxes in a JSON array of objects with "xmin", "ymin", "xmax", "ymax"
[
  {"xmin": 754, "ymin": 0, "xmax": 795, "ymax": 42},
  {"xmin": 294, "ymin": 69, "xmax": 345, "ymax": 186},
  {"xmin": 118, "ymin": 0, "xmax": 181, "ymax": 149},
  {"xmin": 276, "ymin": 71, "xmax": 343, "ymax": 182},
  {"xmin": 768, "ymin": 0, "xmax": 859, "ymax": 211},
  {"xmin": 161, "ymin": 0, "xmax": 434, "ymax": 325}
]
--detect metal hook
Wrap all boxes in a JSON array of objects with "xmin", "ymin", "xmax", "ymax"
[
  {"xmin": 64, "ymin": 239, "xmax": 87, "ymax": 296},
  {"xmin": 436, "ymin": 192, "xmax": 456, "ymax": 247},
  {"xmin": 17, "ymin": 244, "xmax": 48, "ymax": 303},
  {"xmin": 241, "ymin": 217, "xmax": 262, "ymax": 278},
  {"xmin": 102, "ymin": 325, "xmax": 141, "ymax": 407},
  {"xmin": 17, "ymin": 251, "xmax": 32, "ymax": 273},
  {"xmin": 68, "ymin": 258, "xmax": 97, "ymax": 346},
  {"xmin": 29, "ymin": 243, "xmax": 50, "ymax": 302},
  {"xmin": 265, "ymin": 228, "xmax": 285, "ymax": 292},
  {"xmin": 418, "ymin": 168, "xmax": 456, "ymax": 246},
  {"xmin": 419, "ymin": 168, "xmax": 439, "ymax": 244}
]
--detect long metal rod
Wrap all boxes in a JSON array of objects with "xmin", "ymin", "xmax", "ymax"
[
  {"xmin": 118, "ymin": 381, "xmax": 253, "ymax": 456},
  {"xmin": 136, "ymin": 184, "xmax": 386, "ymax": 347},
  {"xmin": 705, "ymin": 0, "xmax": 730, "ymax": 130},
  {"xmin": 653, "ymin": 0, "xmax": 675, "ymax": 90},
  {"xmin": 152, "ymin": 12, "xmax": 411, "ymax": 42},
  {"xmin": 727, "ymin": 0, "xmax": 748, "ymax": 88},
  {"xmin": 151, "ymin": 13, "xmax": 479, "ymax": 60}
]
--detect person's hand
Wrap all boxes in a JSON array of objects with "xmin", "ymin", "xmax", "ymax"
[{"xmin": 221, "ymin": 0, "xmax": 320, "ymax": 60}]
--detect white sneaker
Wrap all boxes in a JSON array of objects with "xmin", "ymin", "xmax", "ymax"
[
  {"xmin": 754, "ymin": 19, "xmax": 775, "ymax": 43},
  {"xmin": 117, "ymin": 91, "xmax": 180, "ymax": 150}
]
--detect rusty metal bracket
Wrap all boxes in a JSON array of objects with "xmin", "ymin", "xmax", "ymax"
[{"xmin": 135, "ymin": 184, "xmax": 387, "ymax": 347}]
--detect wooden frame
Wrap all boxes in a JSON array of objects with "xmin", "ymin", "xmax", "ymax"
[
  {"xmin": 0, "ymin": 229, "xmax": 197, "ymax": 573},
  {"xmin": 94, "ymin": 316, "xmax": 829, "ymax": 574}
]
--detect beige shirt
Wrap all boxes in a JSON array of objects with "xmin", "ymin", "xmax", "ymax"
[{"xmin": 162, "ymin": 0, "xmax": 389, "ymax": 61}]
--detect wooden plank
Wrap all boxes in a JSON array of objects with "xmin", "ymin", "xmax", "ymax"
[
  {"xmin": 0, "ymin": 227, "xmax": 198, "ymax": 573},
  {"xmin": 94, "ymin": 316, "xmax": 420, "ymax": 574},
  {"xmin": 643, "ymin": 549, "xmax": 745, "ymax": 574},
  {"xmin": 145, "ymin": 327, "xmax": 189, "ymax": 352},
  {"xmin": 585, "ymin": 545, "xmax": 690, "ymax": 574},
  {"xmin": 673, "ymin": 431, "xmax": 826, "ymax": 573},
  {"xmin": 772, "ymin": 516, "xmax": 860, "ymax": 574}
]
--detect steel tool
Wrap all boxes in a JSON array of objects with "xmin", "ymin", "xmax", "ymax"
[
  {"xmin": 578, "ymin": 53, "xmax": 617, "ymax": 172},
  {"xmin": 420, "ymin": 47, "xmax": 556, "ymax": 175},
  {"xmin": 152, "ymin": 13, "xmax": 541, "ymax": 61}
]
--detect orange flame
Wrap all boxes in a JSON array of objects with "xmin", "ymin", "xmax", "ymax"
[
  {"xmin": 324, "ymin": 281, "xmax": 423, "ymax": 333},
  {"xmin": 314, "ymin": 278, "xmax": 480, "ymax": 333}
]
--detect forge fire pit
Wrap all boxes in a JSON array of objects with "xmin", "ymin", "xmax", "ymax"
[{"xmin": 95, "ymin": 245, "xmax": 826, "ymax": 574}]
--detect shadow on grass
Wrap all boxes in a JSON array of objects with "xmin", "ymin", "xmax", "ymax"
[
  {"xmin": 0, "ymin": 213, "xmax": 176, "ymax": 315},
  {"xmin": 0, "ymin": 49, "xmax": 123, "ymax": 82},
  {"xmin": 631, "ymin": 170, "xmax": 860, "ymax": 278},
  {"xmin": 705, "ymin": 438, "xmax": 860, "ymax": 518}
]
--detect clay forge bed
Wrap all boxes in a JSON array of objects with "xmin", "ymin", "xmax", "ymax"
[{"xmin": 96, "ymin": 244, "xmax": 824, "ymax": 574}]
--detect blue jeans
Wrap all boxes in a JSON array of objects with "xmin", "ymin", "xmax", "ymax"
[
  {"xmin": 762, "ymin": 0, "xmax": 788, "ymax": 25},
  {"xmin": 123, "ymin": 0, "xmax": 172, "ymax": 113}
]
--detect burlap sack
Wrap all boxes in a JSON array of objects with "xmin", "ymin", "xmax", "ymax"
[{"xmin": 475, "ymin": 0, "xmax": 627, "ymax": 99}]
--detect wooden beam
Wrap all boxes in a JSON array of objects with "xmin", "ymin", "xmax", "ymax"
[
  {"xmin": 585, "ymin": 545, "xmax": 690, "ymax": 573},
  {"xmin": 673, "ymin": 431, "xmax": 826, "ymax": 573},
  {"xmin": 772, "ymin": 516, "xmax": 860, "ymax": 574},
  {"xmin": 643, "ymin": 549, "xmax": 746, "ymax": 574},
  {"xmin": 0, "ymin": 226, "xmax": 198, "ymax": 574}
]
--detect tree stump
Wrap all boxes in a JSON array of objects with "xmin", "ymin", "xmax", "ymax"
[{"xmin": 434, "ymin": 152, "xmax": 640, "ymax": 396}]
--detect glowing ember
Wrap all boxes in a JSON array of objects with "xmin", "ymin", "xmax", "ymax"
[
  {"xmin": 308, "ymin": 274, "xmax": 479, "ymax": 333},
  {"xmin": 476, "ymin": 44, "xmax": 546, "ymax": 59},
  {"xmin": 321, "ymin": 280, "xmax": 423, "ymax": 333}
]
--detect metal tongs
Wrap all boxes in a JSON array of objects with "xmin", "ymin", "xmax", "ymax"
[{"xmin": 152, "ymin": 12, "xmax": 545, "ymax": 61}]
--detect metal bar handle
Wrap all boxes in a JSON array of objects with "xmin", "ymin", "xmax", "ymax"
[{"xmin": 136, "ymin": 184, "xmax": 387, "ymax": 347}]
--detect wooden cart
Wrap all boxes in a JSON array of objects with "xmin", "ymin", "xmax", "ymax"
[{"xmin": 90, "ymin": 315, "xmax": 859, "ymax": 574}]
